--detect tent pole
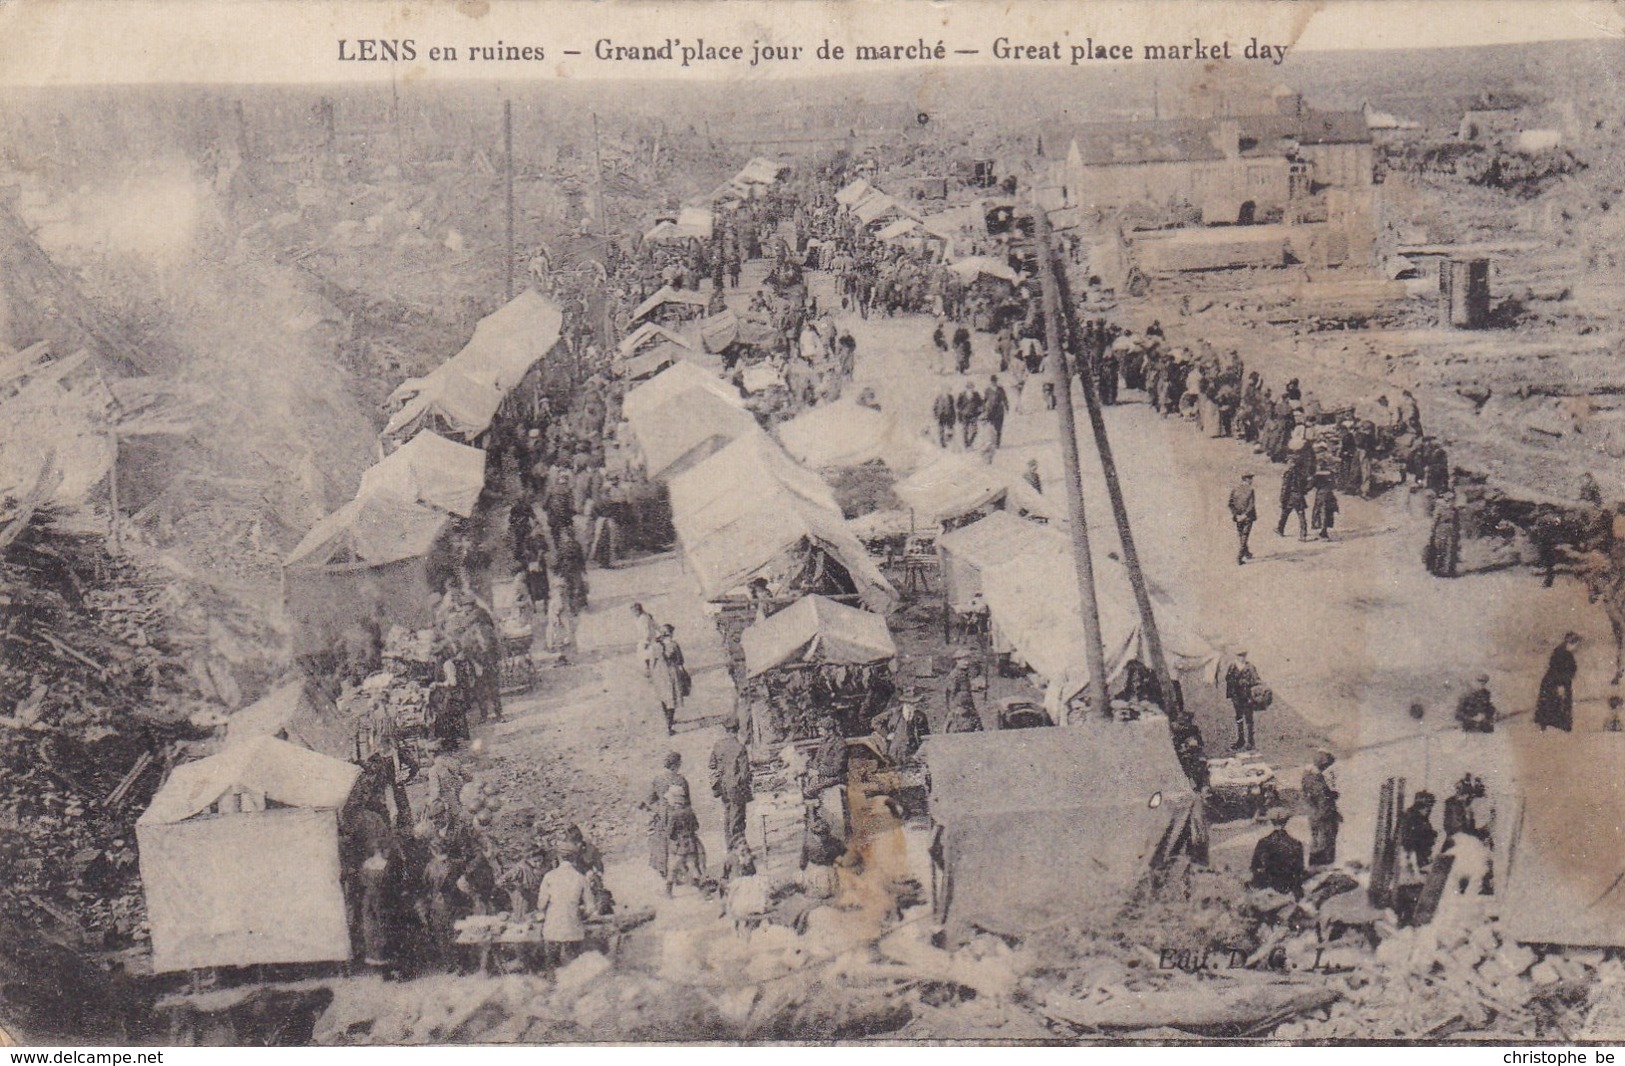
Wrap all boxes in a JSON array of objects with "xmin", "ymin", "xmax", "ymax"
[
  {"xmin": 1032, "ymin": 203, "xmax": 1110, "ymax": 721},
  {"xmin": 1047, "ymin": 226, "xmax": 1174, "ymax": 705}
]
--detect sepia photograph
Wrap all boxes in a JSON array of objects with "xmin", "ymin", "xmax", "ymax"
[{"xmin": 1, "ymin": 0, "xmax": 1624, "ymax": 1048}]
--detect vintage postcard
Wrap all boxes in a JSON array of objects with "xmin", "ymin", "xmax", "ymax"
[{"xmin": 1, "ymin": 0, "xmax": 1623, "ymax": 1048}]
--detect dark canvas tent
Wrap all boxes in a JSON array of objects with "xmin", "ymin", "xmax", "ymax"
[
  {"xmin": 740, "ymin": 594, "xmax": 896, "ymax": 677},
  {"xmin": 1502, "ymin": 738, "xmax": 1625, "ymax": 946},
  {"xmin": 137, "ymin": 736, "xmax": 360, "ymax": 973},
  {"xmin": 923, "ymin": 719, "xmax": 1198, "ymax": 936}
]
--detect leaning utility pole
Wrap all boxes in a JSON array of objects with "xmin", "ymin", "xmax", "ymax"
[
  {"xmin": 1033, "ymin": 204, "xmax": 1111, "ymax": 720},
  {"xmin": 1049, "ymin": 234, "xmax": 1174, "ymax": 705},
  {"xmin": 503, "ymin": 98, "xmax": 516, "ymax": 301}
]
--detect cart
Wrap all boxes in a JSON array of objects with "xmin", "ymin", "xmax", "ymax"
[{"xmin": 1206, "ymin": 755, "xmax": 1279, "ymax": 821}]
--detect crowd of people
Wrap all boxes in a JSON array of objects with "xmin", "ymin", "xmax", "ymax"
[
  {"xmin": 334, "ymin": 143, "xmax": 1620, "ymax": 975},
  {"xmin": 339, "ymin": 749, "xmax": 613, "ymax": 976}
]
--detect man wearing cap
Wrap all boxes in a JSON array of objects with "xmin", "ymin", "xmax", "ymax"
[
  {"xmin": 1454, "ymin": 674, "xmax": 1497, "ymax": 733},
  {"xmin": 709, "ymin": 715, "xmax": 753, "ymax": 851},
  {"xmin": 1250, "ymin": 808, "xmax": 1307, "ymax": 899},
  {"xmin": 1302, "ymin": 750, "xmax": 1342, "ymax": 867},
  {"xmin": 1224, "ymin": 650, "xmax": 1264, "ymax": 752},
  {"xmin": 872, "ymin": 690, "xmax": 931, "ymax": 764},
  {"xmin": 1276, "ymin": 450, "xmax": 1311, "ymax": 541},
  {"xmin": 1022, "ymin": 459, "xmax": 1042, "ymax": 494},
  {"xmin": 1228, "ymin": 473, "xmax": 1257, "ymax": 565}
]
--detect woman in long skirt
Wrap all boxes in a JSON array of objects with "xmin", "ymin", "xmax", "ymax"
[{"xmin": 1535, "ymin": 632, "xmax": 1582, "ymax": 732}]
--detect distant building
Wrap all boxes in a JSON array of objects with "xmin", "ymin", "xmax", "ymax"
[
  {"xmin": 1054, "ymin": 110, "xmax": 1373, "ymax": 225},
  {"xmin": 1361, "ymin": 101, "xmax": 1421, "ymax": 133}
]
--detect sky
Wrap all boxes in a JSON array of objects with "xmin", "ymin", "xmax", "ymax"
[{"xmin": 0, "ymin": 0, "xmax": 1618, "ymax": 86}]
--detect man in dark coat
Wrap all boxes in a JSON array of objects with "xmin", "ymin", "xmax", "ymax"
[
  {"xmin": 1535, "ymin": 632, "xmax": 1582, "ymax": 731},
  {"xmin": 1097, "ymin": 348, "xmax": 1120, "ymax": 406},
  {"xmin": 952, "ymin": 326, "xmax": 973, "ymax": 374},
  {"xmin": 708, "ymin": 716, "xmax": 753, "ymax": 850},
  {"xmin": 1310, "ymin": 467, "xmax": 1338, "ymax": 540},
  {"xmin": 983, "ymin": 376, "xmax": 1010, "ymax": 448},
  {"xmin": 1276, "ymin": 452, "xmax": 1310, "ymax": 540},
  {"xmin": 1454, "ymin": 674, "xmax": 1497, "ymax": 733},
  {"xmin": 1399, "ymin": 791, "xmax": 1438, "ymax": 873},
  {"xmin": 1228, "ymin": 472, "xmax": 1257, "ymax": 565},
  {"xmin": 933, "ymin": 386, "xmax": 957, "ymax": 448},
  {"xmin": 1224, "ymin": 649, "xmax": 1263, "ymax": 752},
  {"xmin": 956, "ymin": 382, "xmax": 984, "ymax": 449},
  {"xmin": 808, "ymin": 717, "xmax": 848, "ymax": 793},
  {"xmin": 1302, "ymin": 750, "xmax": 1342, "ymax": 867},
  {"xmin": 1250, "ymin": 808, "xmax": 1307, "ymax": 898},
  {"xmin": 1442, "ymin": 774, "xmax": 1485, "ymax": 839},
  {"xmin": 871, "ymin": 692, "xmax": 930, "ymax": 764}
]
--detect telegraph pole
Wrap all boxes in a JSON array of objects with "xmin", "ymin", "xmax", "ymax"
[
  {"xmin": 1033, "ymin": 204, "xmax": 1110, "ymax": 720},
  {"xmin": 503, "ymin": 98, "xmax": 516, "ymax": 301},
  {"xmin": 591, "ymin": 111, "xmax": 609, "ymax": 247},
  {"xmin": 1050, "ymin": 236, "xmax": 1174, "ymax": 704}
]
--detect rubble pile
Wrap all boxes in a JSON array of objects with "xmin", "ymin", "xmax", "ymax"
[
  {"xmin": 0, "ymin": 512, "xmax": 210, "ymax": 946},
  {"xmin": 311, "ymin": 956, "xmax": 731, "ymax": 1043},
  {"xmin": 1274, "ymin": 919, "xmax": 1605, "ymax": 1040}
]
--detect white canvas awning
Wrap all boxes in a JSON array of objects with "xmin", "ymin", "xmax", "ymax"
[
  {"xmin": 741, "ymin": 594, "xmax": 896, "ymax": 677},
  {"xmin": 138, "ymin": 736, "xmax": 360, "ymax": 973},
  {"xmin": 777, "ymin": 400, "xmax": 918, "ymax": 470},
  {"xmin": 358, "ymin": 431, "xmax": 486, "ymax": 518}
]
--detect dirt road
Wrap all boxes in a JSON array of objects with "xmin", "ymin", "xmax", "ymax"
[{"xmin": 824, "ymin": 275, "xmax": 1616, "ymax": 856}]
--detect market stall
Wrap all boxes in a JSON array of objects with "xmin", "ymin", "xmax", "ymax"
[
  {"xmin": 738, "ymin": 594, "xmax": 898, "ymax": 744},
  {"xmin": 137, "ymin": 736, "xmax": 361, "ymax": 973}
]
